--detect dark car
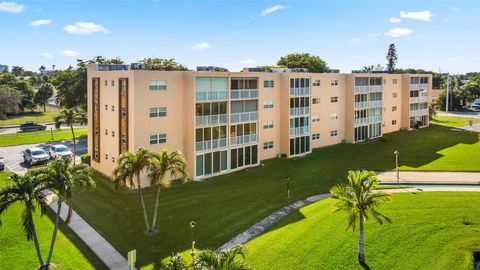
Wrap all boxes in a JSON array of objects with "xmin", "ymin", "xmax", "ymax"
[{"xmin": 19, "ymin": 122, "xmax": 47, "ymax": 132}]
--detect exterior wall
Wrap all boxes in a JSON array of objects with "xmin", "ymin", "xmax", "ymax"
[{"xmin": 381, "ymin": 74, "xmax": 404, "ymax": 134}]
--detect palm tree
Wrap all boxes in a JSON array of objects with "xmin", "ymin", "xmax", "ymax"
[
  {"xmin": 330, "ymin": 170, "xmax": 392, "ymax": 266},
  {"xmin": 31, "ymin": 159, "xmax": 94, "ymax": 269},
  {"xmin": 0, "ymin": 173, "xmax": 49, "ymax": 269},
  {"xmin": 192, "ymin": 245, "xmax": 250, "ymax": 270},
  {"xmin": 149, "ymin": 149, "xmax": 188, "ymax": 231},
  {"xmin": 161, "ymin": 253, "xmax": 188, "ymax": 270},
  {"xmin": 112, "ymin": 148, "xmax": 155, "ymax": 232},
  {"xmin": 54, "ymin": 107, "xmax": 87, "ymax": 165}
]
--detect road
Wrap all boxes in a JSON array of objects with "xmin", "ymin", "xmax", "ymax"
[
  {"xmin": 437, "ymin": 111, "xmax": 480, "ymax": 119},
  {"xmin": 0, "ymin": 123, "xmax": 87, "ymax": 135},
  {"xmin": 0, "ymin": 138, "xmax": 87, "ymax": 174}
]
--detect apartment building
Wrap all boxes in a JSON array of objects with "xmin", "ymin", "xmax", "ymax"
[{"xmin": 87, "ymin": 64, "xmax": 431, "ymax": 185}]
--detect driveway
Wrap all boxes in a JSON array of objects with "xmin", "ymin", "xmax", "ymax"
[{"xmin": 0, "ymin": 138, "xmax": 87, "ymax": 174}]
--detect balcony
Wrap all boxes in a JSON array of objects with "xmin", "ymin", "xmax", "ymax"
[
  {"xmin": 230, "ymin": 134, "xmax": 258, "ymax": 146},
  {"xmin": 369, "ymin": 100, "xmax": 382, "ymax": 108},
  {"xmin": 196, "ymin": 91, "xmax": 228, "ymax": 101},
  {"xmin": 355, "ymin": 118, "xmax": 368, "ymax": 126},
  {"xmin": 230, "ymin": 89, "xmax": 259, "ymax": 100},
  {"xmin": 409, "ymin": 97, "xmax": 419, "ymax": 103},
  {"xmin": 290, "ymin": 87, "xmax": 310, "ymax": 96},
  {"xmin": 196, "ymin": 138, "xmax": 227, "ymax": 152},
  {"xmin": 369, "ymin": 115, "xmax": 382, "ymax": 123},
  {"xmin": 420, "ymin": 95, "xmax": 429, "ymax": 103},
  {"xmin": 410, "ymin": 83, "xmax": 429, "ymax": 91},
  {"xmin": 354, "ymin": 101, "xmax": 368, "ymax": 110},
  {"xmin": 230, "ymin": 111, "xmax": 258, "ymax": 123},
  {"xmin": 290, "ymin": 126, "xmax": 310, "ymax": 136},
  {"xmin": 369, "ymin": 85, "xmax": 382, "ymax": 93},
  {"xmin": 410, "ymin": 109, "xmax": 429, "ymax": 117},
  {"xmin": 354, "ymin": 85, "xmax": 369, "ymax": 93},
  {"xmin": 290, "ymin": 107, "xmax": 310, "ymax": 116},
  {"xmin": 196, "ymin": 114, "xmax": 228, "ymax": 127}
]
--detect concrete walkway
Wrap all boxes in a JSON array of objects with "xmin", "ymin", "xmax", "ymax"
[
  {"xmin": 44, "ymin": 190, "xmax": 131, "ymax": 270},
  {"xmin": 437, "ymin": 112, "xmax": 480, "ymax": 119},
  {"xmin": 377, "ymin": 171, "xmax": 480, "ymax": 185}
]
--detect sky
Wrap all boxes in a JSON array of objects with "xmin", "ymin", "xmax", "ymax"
[{"xmin": 0, "ymin": 0, "xmax": 479, "ymax": 73}]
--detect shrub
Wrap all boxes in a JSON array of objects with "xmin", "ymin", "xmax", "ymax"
[{"xmin": 80, "ymin": 153, "xmax": 90, "ymax": 165}]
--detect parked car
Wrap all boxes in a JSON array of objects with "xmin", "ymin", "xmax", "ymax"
[
  {"xmin": 471, "ymin": 99, "xmax": 480, "ymax": 112},
  {"xmin": 23, "ymin": 147, "xmax": 50, "ymax": 166},
  {"xmin": 49, "ymin": 144, "xmax": 73, "ymax": 160},
  {"xmin": 0, "ymin": 156, "xmax": 4, "ymax": 171},
  {"xmin": 19, "ymin": 122, "xmax": 47, "ymax": 132}
]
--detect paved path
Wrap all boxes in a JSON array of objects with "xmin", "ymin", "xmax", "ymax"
[
  {"xmin": 458, "ymin": 122, "xmax": 480, "ymax": 132},
  {"xmin": 217, "ymin": 185, "xmax": 480, "ymax": 251},
  {"xmin": 437, "ymin": 112, "xmax": 480, "ymax": 118},
  {"xmin": 44, "ymin": 190, "xmax": 131, "ymax": 270},
  {"xmin": 377, "ymin": 171, "xmax": 480, "ymax": 185},
  {"xmin": 0, "ymin": 124, "xmax": 86, "ymax": 135}
]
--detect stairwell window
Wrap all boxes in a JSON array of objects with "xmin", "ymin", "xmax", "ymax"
[
  {"xmin": 263, "ymin": 141, "xmax": 274, "ymax": 149},
  {"xmin": 330, "ymin": 130, "xmax": 338, "ymax": 137},
  {"xmin": 150, "ymin": 133, "xmax": 167, "ymax": 144},
  {"xmin": 330, "ymin": 80, "xmax": 338, "ymax": 86},
  {"xmin": 263, "ymin": 101, "xmax": 273, "ymax": 109},
  {"xmin": 111, "ymin": 80, "xmax": 115, "ymax": 87},
  {"xmin": 331, "ymin": 96, "xmax": 338, "ymax": 103},
  {"xmin": 392, "ymin": 106, "xmax": 397, "ymax": 112},
  {"xmin": 312, "ymin": 98, "xmax": 319, "ymax": 104},
  {"xmin": 312, "ymin": 80, "xmax": 321, "ymax": 86},
  {"xmin": 149, "ymin": 80, "xmax": 167, "ymax": 91},
  {"xmin": 312, "ymin": 133, "xmax": 320, "ymax": 140},
  {"xmin": 312, "ymin": 115, "xmax": 320, "ymax": 122},
  {"xmin": 263, "ymin": 80, "xmax": 274, "ymax": 88},
  {"xmin": 263, "ymin": 121, "xmax": 274, "ymax": 129}
]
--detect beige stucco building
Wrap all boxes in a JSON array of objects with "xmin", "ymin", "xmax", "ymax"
[{"xmin": 87, "ymin": 64, "xmax": 431, "ymax": 186}]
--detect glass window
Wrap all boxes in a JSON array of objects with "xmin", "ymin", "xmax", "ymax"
[
  {"xmin": 231, "ymin": 149, "xmax": 237, "ymax": 169},
  {"xmin": 213, "ymin": 151, "xmax": 220, "ymax": 173},
  {"xmin": 221, "ymin": 151, "xmax": 227, "ymax": 171},
  {"xmin": 205, "ymin": 153, "xmax": 212, "ymax": 175},
  {"xmin": 149, "ymin": 80, "xmax": 167, "ymax": 91},
  {"xmin": 196, "ymin": 155, "xmax": 204, "ymax": 177},
  {"xmin": 149, "ymin": 108, "xmax": 158, "ymax": 117},
  {"xmin": 149, "ymin": 135, "xmax": 158, "ymax": 145},
  {"xmin": 252, "ymin": 145, "xmax": 258, "ymax": 164},
  {"xmin": 158, "ymin": 134, "xmax": 167, "ymax": 143}
]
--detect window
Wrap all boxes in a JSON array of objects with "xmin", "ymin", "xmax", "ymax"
[
  {"xmin": 105, "ymin": 129, "xmax": 108, "ymax": 135},
  {"xmin": 330, "ymin": 80, "xmax": 338, "ymax": 86},
  {"xmin": 312, "ymin": 80, "xmax": 321, "ymax": 86},
  {"xmin": 111, "ymin": 80, "xmax": 115, "ymax": 86},
  {"xmin": 331, "ymin": 96, "xmax": 338, "ymax": 103},
  {"xmin": 111, "ymin": 105, "xmax": 115, "ymax": 112},
  {"xmin": 392, "ymin": 120, "xmax": 397, "ymax": 125},
  {"xmin": 112, "ymin": 157, "xmax": 115, "ymax": 163},
  {"xmin": 150, "ymin": 133, "xmax": 167, "ymax": 144},
  {"xmin": 312, "ymin": 133, "xmax": 320, "ymax": 140},
  {"xmin": 330, "ymin": 130, "xmax": 338, "ymax": 137},
  {"xmin": 149, "ymin": 107, "xmax": 167, "ymax": 117},
  {"xmin": 263, "ymin": 101, "xmax": 273, "ymax": 109},
  {"xmin": 105, "ymin": 154, "xmax": 108, "ymax": 160},
  {"xmin": 121, "ymin": 134, "xmax": 126, "ymax": 144},
  {"xmin": 112, "ymin": 131, "xmax": 115, "ymax": 137},
  {"xmin": 104, "ymin": 80, "xmax": 108, "ymax": 86},
  {"xmin": 312, "ymin": 115, "xmax": 320, "ymax": 122},
  {"xmin": 392, "ymin": 92, "xmax": 397, "ymax": 98},
  {"xmin": 312, "ymin": 98, "xmax": 319, "ymax": 104},
  {"xmin": 263, "ymin": 80, "xmax": 274, "ymax": 88},
  {"xmin": 392, "ymin": 106, "xmax": 397, "ymax": 112},
  {"xmin": 330, "ymin": 113, "xmax": 338, "ymax": 120},
  {"xmin": 263, "ymin": 121, "xmax": 274, "ymax": 129},
  {"xmin": 263, "ymin": 141, "xmax": 274, "ymax": 150},
  {"xmin": 105, "ymin": 104, "xmax": 108, "ymax": 110},
  {"xmin": 121, "ymin": 108, "xmax": 127, "ymax": 117},
  {"xmin": 393, "ymin": 79, "xmax": 398, "ymax": 84},
  {"xmin": 149, "ymin": 80, "xmax": 167, "ymax": 91},
  {"xmin": 94, "ymin": 127, "xmax": 98, "ymax": 135},
  {"xmin": 420, "ymin": 77, "xmax": 428, "ymax": 84}
]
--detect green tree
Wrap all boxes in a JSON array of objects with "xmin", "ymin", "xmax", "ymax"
[
  {"xmin": 386, "ymin": 43, "xmax": 398, "ymax": 73},
  {"xmin": 330, "ymin": 170, "xmax": 391, "ymax": 266},
  {"xmin": 277, "ymin": 53, "xmax": 327, "ymax": 73},
  {"xmin": 0, "ymin": 173, "xmax": 49, "ymax": 269},
  {"xmin": 361, "ymin": 64, "xmax": 384, "ymax": 72},
  {"xmin": 11, "ymin": 66, "xmax": 24, "ymax": 77},
  {"xmin": 149, "ymin": 149, "xmax": 188, "ymax": 231},
  {"xmin": 0, "ymin": 73, "xmax": 35, "ymax": 111},
  {"xmin": 54, "ymin": 107, "xmax": 88, "ymax": 166},
  {"xmin": 0, "ymin": 85, "xmax": 22, "ymax": 119},
  {"xmin": 39, "ymin": 65, "xmax": 46, "ymax": 74},
  {"xmin": 140, "ymin": 58, "xmax": 189, "ymax": 71},
  {"xmin": 193, "ymin": 245, "xmax": 250, "ymax": 270},
  {"xmin": 112, "ymin": 148, "xmax": 156, "ymax": 232},
  {"xmin": 34, "ymin": 83, "xmax": 54, "ymax": 112}
]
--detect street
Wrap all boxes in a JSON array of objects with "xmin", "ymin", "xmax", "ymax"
[
  {"xmin": 0, "ymin": 139, "xmax": 87, "ymax": 174},
  {"xmin": 0, "ymin": 123, "xmax": 87, "ymax": 135}
]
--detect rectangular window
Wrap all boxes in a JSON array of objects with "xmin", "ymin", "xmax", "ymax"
[
  {"xmin": 392, "ymin": 120, "xmax": 397, "ymax": 125},
  {"xmin": 149, "ymin": 80, "xmax": 167, "ymax": 91},
  {"xmin": 263, "ymin": 141, "xmax": 274, "ymax": 149},
  {"xmin": 111, "ymin": 80, "xmax": 115, "ymax": 86},
  {"xmin": 392, "ymin": 106, "xmax": 397, "ymax": 112},
  {"xmin": 312, "ymin": 98, "xmax": 319, "ymax": 104},
  {"xmin": 312, "ymin": 133, "xmax": 320, "ymax": 140},
  {"xmin": 312, "ymin": 80, "xmax": 321, "ymax": 86},
  {"xmin": 158, "ymin": 133, "xmax": 167, "ymax": 143},
  {"xmin": 330, "ymin": 113, "xmax": 338, "ymax": 120},
  {"xmin": 112, "ymin": 157, "xmax": 115, "ymax": 163},
  {"xmin": 149, "ymin": 107, "xmax": 167, "ymax": 117},
  {"xmin": 105, "ymin": 104, "xmax": 108, "ymax": 110},
  {"xmin": 105, "ymin": 154, "xmax": 108, "ymax": 160},
  {"xmin": 330, "ymin": 130, "xmax": 338, "ymax": 137},
  {"xmin": 392, "ymin": 92, "xmax": 397, "ymax": 98},
  {"xmin": 111, "ymin": 105, "xmax": 115, "ymax": 112},
  {"xmin": 105, "ymin": 129, "xmax": 108, "ymax": 135},
  {"xmin": 112, "ymin": 131, "xmax": 115, "ymax": 137},
  {"xmin": 330, "ymin": 80, "xmax": 338, "ymax": 86},
  {"xmin": 263, "ymin": 80, "xmax": 274, "ymax": 88},
  {"xmin": 263, "ymin": 101, "xmax": 274, "ymax": 109},
  {"xmin": 331, "ymin": 96, "xmax": 338, "ymax": 103},
  {"xmin": 312, "ymin": 115, "xmax": 320, "ymax": 122},
  {"xmin": 105, "ymin": 80, "xmax": 108, "ymax": 86},
  {"xmin": 150, "ymin": 135, "xmax": 158, "ymax": 145},
  {"xmin": 263, "ymin": 121, "xmax": 274, "ymax": 129},
  {"xmin": 393, "ymin": 79, "xmax": 398, "ymax": 84}
]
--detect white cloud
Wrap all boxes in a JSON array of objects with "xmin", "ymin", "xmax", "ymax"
[
  {"xmin": 261, "ymin": 5, "xmax": 287, "ymax": 16},
  {"xmin": 389, "ymin": 17, "xmax": 402, "ymax": 23},
  {"xmin": 385, "ymin": 27, "xmax": 414, "ymax": 37},
  {"xmin": 451, "ymin": 7, "xmax": 459, "ymax": 12},
  {"xmin": 0, "ymin": 1, "xmax": 24, "ymax": 13},
  {"xmin": 368, "ymin": 32, "xmax": 381, "ymax": 37},
  {"xmin": 241, "ymin": 58, "xmax": 256, "ymax": 66},
  {"xmin": 400, "ymin": 10, "xmax": 434, "ymax": 21},
  {"xmin": 63, "ymin": 22, "xmax": 110, "ymax": 35},
  {"xmin": 350, "ymin": 38, "xmax": 360, "ymax": 43},
  {"xmin": 29, "ymin": 19, "xmax": 51, "ymax": 26},
  {"xmin": 192, "ymin": 42, "xmax": 211, "ymax": 50},
  {"xmin": 59, "ymin": 50, "xmax": 80, "ymax": 57},
  {"xmin": 42, "ymin": 52, "xmax": 54, "ymax": 59}
]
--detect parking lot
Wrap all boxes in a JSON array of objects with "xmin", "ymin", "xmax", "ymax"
[{"xmin": 0, "ymin": 139, "xmax": 87, "ymax": 174}]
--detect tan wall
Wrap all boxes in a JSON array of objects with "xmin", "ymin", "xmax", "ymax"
[{"xmin": 381, "ymin": 74, "xmax": 403, "ymax": 134}]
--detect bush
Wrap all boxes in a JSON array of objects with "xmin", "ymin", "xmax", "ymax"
[{"xmin": 80, "ymin": 153, "xmax": 90, "ymax": 165}]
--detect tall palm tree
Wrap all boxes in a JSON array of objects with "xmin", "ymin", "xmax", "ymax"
[
  {"xmin": 54, "ymin": 107, "xmax": 88, "ymax": 165},
  {"xmin": 31, "ymin": 159, "xmax": 94, "ymax": 269},
  {"xmin": 192, "ymin": 245, "xmax": 250, "ymax": 270},
  {"xmin": 112, "ymin": 148, "xmax": 155, "ymax": 232},
  {"xmin": 149, "ymin": 149, "xmax": 188, "ymax": 231},
  {"xmin": 330, "ymin": 170, "xmax": 392, "ymax": 266},
  {"xmin": 0, "ymin": 173, "xmax": 49, "ymax": 269}
]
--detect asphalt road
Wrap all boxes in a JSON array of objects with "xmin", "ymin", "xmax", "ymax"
[
  {"xmin": 0, "ymin": 123, "xmax": 87, "ymax": 135},
  {"xmin": 0, "ymin": 138, "xmax": 87, "ymax": 175}
]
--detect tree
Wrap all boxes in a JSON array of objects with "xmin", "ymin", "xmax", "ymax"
[
  {"xmin": 277, "ymin": 53, "xmax": 327, "ymax": 73},
  {"xmin": 0, "ymin": 85, "xmax": 22, "ymax": 119},
  {"xmin": 54, "ymin": 107, "xmax": 88, "ymax": 166},
  {"xmin": 139, "ymin": 58, "xmax": 189, "ymax": 71},
  {"xmin": 39, "ymin": 65, "xmax": 46, "ymax": 74},
  {"xmin": 149, "ymin": 149, "xmax": 188, "ymax": 231},
  {"xmin": 31, "ymin": 159, "xmax": 94, "ymax": 269},
  {"xmin": 112, "ymin": 148, "xmax": 156, "ymax": 232},
  {"xmin": 193, "ymin": 245, "xmax": 250, "ymax": 270},
  {"xmin": 386, "ymin": 43, "xmax": 398, "ymax": 73},
  {"xmin": 0, "ymin": 173, "xmax": 49, "ymax": 269},
  {"xmin": 361, "ymin": 64, "xmax": 384, "ymax": 72},
  {"xmin": 330, "ymin": 170, "xmax": 391, "ymax": 266},
  {"xmin": 34, "ymin": 83, "xmax": 54, "ymax": 112},
  {"xmin": 11, "ymin": 66, "xmax": 24, "ymax": 77},
  {"xmin": 0, "ymin": 73, "xmax": 35, "ymax": 111}
]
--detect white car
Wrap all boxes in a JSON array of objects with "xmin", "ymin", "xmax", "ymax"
[
  {"xmin": 23, "ymin": 147, "xmax": 50, "ymax": 166},
  {"xmin": 49, "ymin": 144, "xmax": 73, "ymax": 160},
  {"xmin": 0, "ymin": 156, "xmax": 4, "ymax": 171}
]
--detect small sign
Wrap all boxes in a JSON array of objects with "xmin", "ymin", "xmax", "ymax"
[{"xmin": 128, "ymin": 249, "xmax": 136, "ymax": 266}]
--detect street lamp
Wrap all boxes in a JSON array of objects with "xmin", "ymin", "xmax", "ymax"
[
  {"xmin": 286, "ymin": 177, "xmax": 291, "ymax": 200},
  {"xmin": 190, "ymin": 221, "xmax": 196, "ymax": 259},
  {"xmin": 394, "ymin": 150, "xmax": 399, "ymax": 184}
]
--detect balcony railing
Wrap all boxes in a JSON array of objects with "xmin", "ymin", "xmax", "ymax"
[
  {"xmin": 230, "ymin": 134, "xmax": 258, "ymax": 146},
  {"xmin": 230, "ymin": 89, "xmax": 259, "ymax": 100},
  {"xmin": 290, "ymin": 126, "xmax": 310, "ymax": 136},
  {"xmin": 290, "ymin": 87, "xmax": 310, "ymax": 96},
  {"xmin": 290, "ymin": 106, "xmax": 310, "ymax": 116},
  {"xmin": 196, "ymin": 114, "xmax": 228, "ymax": 127},
  {"xmin": 369, "ymin": 85, "xmax": 382, "ymax": 93},
  {"xmin": 196, "ymin": 91, "xmax": 229, "ymax": 101},
  {"xmin": 369, "ymin": 115, "xmax": 382, "ymax": 123},
  {"xmin": 409, "ymin": 97, "xmax": 420, "ymax": 103},
  {"xmin": 196, "ymin": 138, "xmax": 228, "ymax": 152},
  {"xmin": 410, "ymin": 83, "xmax": 429, "ymax": 91},
  {"xmin": 230, "ymin": 111, "xmax": 258, "ymax": 123},
  {"xmin": 369, "ymin": 100, "xmax": 382, "ymax": 108},
  {"xmin": 355, "ymin": 118, "xmax": 368, "ymax": 126},
  {"xmin": 354, "ymin": 101, "xmax": 368, "ymax": 110},
  {"xmin": 420, "ymin": 95, "xmax": 429, "ymax": 102},
  {"xmin": 354, "ymin": 85, "xmax": 369, "ymax": 93},
  {"xmin": 410, "ymin": 109, "xmax": 429, "ymax": 117}
]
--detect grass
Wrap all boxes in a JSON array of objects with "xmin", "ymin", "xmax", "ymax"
[
  {"xmin": 246, "ymin": 192, "xmax": 480, "ymax": 270},
  {"xmin": 68, "ymin": 124, "xmax": 480, "ymax": 268},
  {"xmin": 0, "ymin": 128, "xmax": 87, "ymax": 147},
  {"xmin": 431, "ymin": 115, "xmax": 480, "ymax": 127},
  {"xmin": 0, "ymin": 106, "xmax": 60, "ymax": 126},
  {"xmin": 0, "ymin": 172, "xmax": 107, "ymax": 270}
]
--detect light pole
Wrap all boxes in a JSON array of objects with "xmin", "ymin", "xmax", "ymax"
[
  {"xmin": 190, "ymin": 221, "xmax": 196, "ymax": 259},
  {"xmin": 394, "ymin": 150, "xmax": 399, "ymax": 184},
  {"xmin": 286, "ymin": 177, "xmax": 290, "ymax": 200},
  {"xmin": 446, "ymin": 74, "xmax": 450, "ymax": 112}
]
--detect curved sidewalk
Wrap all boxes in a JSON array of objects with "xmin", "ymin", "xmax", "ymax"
[{"xmin": 377, "ymin": 171, "xmax": 480, "ymax": 185}]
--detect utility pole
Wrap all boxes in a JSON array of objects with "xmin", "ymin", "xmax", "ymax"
[
  {"xmin": 394, "ymin": 150, "xmax": 399, "ymax": 184},
  {"xmin": 446, "ymin": 74, "xmax": 450, "ymax": 112}
]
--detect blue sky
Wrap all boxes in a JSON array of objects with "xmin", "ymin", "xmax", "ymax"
[{"xmin": 0, "ymin": 0, "xmax": 478, "ymax": 73}]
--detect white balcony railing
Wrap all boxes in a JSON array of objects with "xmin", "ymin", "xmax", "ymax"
[
  {"xmin": 230, "ymin": 89, "xmax": 259, "ymax": 99},
  {"xmin": 354, "ymin": 85, "xmax": 369, "ymax": 93},
  {"xmin": 290, "ymin": 126, "xmax": 310, "ymax": 136},
  {"xmin": 196, "ymin": 114, "xmax": 228, "ymax": 127},
  {"xmin": 420, "ymin": 96, "xmax": 429, "ymax": 102},
  {"xmin": 355, "ymin": 118, "xmax": 368, "ymax": 126},
  {"xmin": 230, "ymin": 111, "xmax": 258, "ymax": 123},
  {"xmin": 369, "ymin": 85, "xmax": 383, "ymax": 93},
  {"xmin": 420, "ymin": 108, "xmax": 429, "ymax": 115},
  {"xmin": 195, "ymin": 138, "xmax": 227, "ymax": 152},
  {"xmin": 409, "ymin": 97, "xmax": 420, "ymax": 103},
  {"xmin": 196, "ymin": 91, "xmax": 229, "ymax": 101},
  {"xmin": 410, "ymin": 83, "xmax": 429, "ymax": 91},
  {"xmin": 369, "ymin": 100, "xmax": 382, "ymax": 108},
  {"xmin": 290, "ymin": 87, "xmax": 311, "ymax": 96},
  {"xmin": 354, "ymin": 101, "xmax": 368, "ymax": 110},
  {"xmin": 230, "ymin": 134, "xmax": 258, "ymax": 146},
  {"xmin": 410, "ymin": 109, "xmax": 429, "ymax": 117},
  {"xmin": 369, "ymin": 115, "xmax": 382, "ymax": 123},
  {"xmin": 290, "ymin": 107, "xmax": 310, "ymax": 116}
]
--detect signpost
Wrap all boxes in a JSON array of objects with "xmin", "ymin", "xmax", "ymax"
[{"xmin": 128, "ymin": 249, "xmax": 136, "ymax": 270}]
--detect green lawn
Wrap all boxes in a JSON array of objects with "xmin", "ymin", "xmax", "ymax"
[
  {"xmin": 431, "ymin": 115, "xmax": 480, "ymax": 127},
  {"xmin": 0, "ymin": 107, "xmax": 60, "ymax": 126},
  {"xmin": 0, "ymin": 128, "xmax": 87, "ymax": 147},
  {"xmin": 0, "ymin": 172, "xmax": 107, "ymax": 270},
  {"xmin": 246, "ymin": 192, "xmax": 480, "ymax": 270},
  {"xmin": 69, "ymin": 124, "xmax": 480, "ymax": 268}
]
